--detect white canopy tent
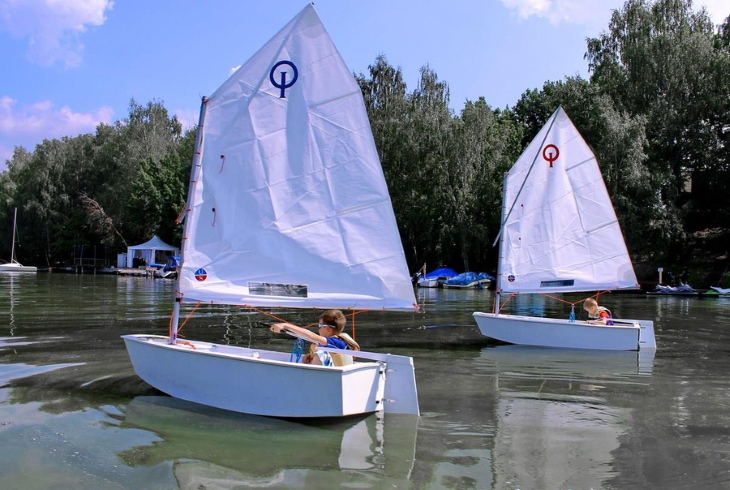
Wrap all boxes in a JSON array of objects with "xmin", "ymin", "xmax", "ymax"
[{"xmin": 126, "ymin": 235, "xmax": 180, "ymax": 268}]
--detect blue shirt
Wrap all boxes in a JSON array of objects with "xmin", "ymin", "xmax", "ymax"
[{"xmin": 325, "ymin": 337, "xmax": 347, "ymax": 349}]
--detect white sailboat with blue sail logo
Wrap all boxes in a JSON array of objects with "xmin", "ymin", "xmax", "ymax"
[
  {"xmin": 473, "ymin": 107, "xmax": 656, "ymax": 351},
  {"xmin": 122, "ymin": 4, "xmax": 420, "ymax": 418}
]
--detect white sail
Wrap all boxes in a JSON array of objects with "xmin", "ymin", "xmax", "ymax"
[
  {"xmin": 177, "ymin": 5, "xmax": 416, "ymax": 311},
  {"xmin": 497, "ymin": 107, "xmax": 638, "ymax": 294}
]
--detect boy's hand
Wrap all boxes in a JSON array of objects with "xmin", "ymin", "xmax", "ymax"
[{"xmin": 270, "ymin": 323, "xmax": 291, "ymax": 333}]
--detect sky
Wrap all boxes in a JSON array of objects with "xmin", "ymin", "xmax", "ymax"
[{"xmin": 1, "ymin": 0, "xmax": 728, "ymax": 169}]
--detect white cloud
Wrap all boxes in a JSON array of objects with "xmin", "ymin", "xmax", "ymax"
[
  {"xmin": 500, "ymin": 0, "xmax": 618, "ymax": 27},
  {"xmin": 0, "ymin": 95, "xmax": 114, "ymax": 147},
  {"xmin": 500, "ymin": 0, "xmax": 553, "ymax": 19},
  {"xmin": 501, "ymin": 0, "xmax": 729, "ymax": 33},
  {"xmin": 0, "ymin": 0, "xmax": 114, "ymax": 68}
]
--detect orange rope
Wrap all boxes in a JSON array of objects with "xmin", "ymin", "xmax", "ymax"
[
  {"xmin": 239, "ymin": 305, "xmax": 296, "ymax": 324},
  {"xmin": 495, "ymin": 290, "xmax": 612, "ymax": 313},
  {"xmin": 497, "ymin": 293, "xmax": 518, "ymax": 313},
  {"xmin": 542, "ymin": 294, "xmax": 576, "ymax": 305},
  {"xmin": 347, "ymin": 310, "xmax": 368, "ymax": 340},
  {"xmin": 176, "ymin": 301, "xmax": 201, "ymax": 335},
  {"xmin": 173, "ymin": 304, "xmax": 367, "ymax": 342},
  {"xmin": 239, "ymin": 305, "xmax": 366, "ymax": 340}
]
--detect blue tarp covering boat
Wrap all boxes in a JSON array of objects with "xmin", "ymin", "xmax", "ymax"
[
  {"xmin": 416, "ymin": 267, "xmax": 458, "ymax": 288},
  {"xmin": 443, "ymin": 272, "xmax": 494, "ymax": 289},
  {"xmin": 423, "ymin": 268, "xmax": 458, "ymax": 280}
]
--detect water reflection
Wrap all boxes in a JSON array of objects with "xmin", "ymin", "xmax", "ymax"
[
  {"xmin": 478, "ymin": 344, "xmax": 655, "ymax": 377},
  {"xmin": 2, "ymin": 274, "xmax": 18, "ymax": 336},
  {"xmin": 476, "ymin": 345, "xmax": 654, "ymax": 489},
  {"xmin": 3, "ymin": 276, "xmax": 730, "ymax": 488},
  {"xmin": 121, "ymin": 396, "xmax": 418, "ymax": 488}
]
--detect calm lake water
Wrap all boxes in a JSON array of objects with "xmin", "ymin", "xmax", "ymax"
[{"xmin": 1, "ymin": 273, "xmax": 730, "ymax": 489}]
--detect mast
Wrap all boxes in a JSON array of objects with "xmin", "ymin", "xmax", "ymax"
[
  {"xmin": 170, "ymin": 97, "xmax": 209, "ymax": 344},
  {"xmin": 493, "ymin": 173, "xmax": 508, "ymax": 315},
  {"xmin": 10, "ymin": 208, "xmax": 17, "ymax": 264}
]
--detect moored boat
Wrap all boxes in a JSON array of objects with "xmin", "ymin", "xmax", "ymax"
[
  {"xmin": 416, "ymin": 267, "xmax": 458, "ymax": 288},
  {"xmin": 442, "ymin": 272, "xmax": 493, "ymax": 289},
  {"xmin": 0, "ymin": 208, "xmax": 36, "ymax": 273},
  {"xmin": 709, "ymin": 286, "xmax": 730, "ymax": 297},
  {"xmin": 647, "ymin": 284, "xmax": 699, "ymax": 296}
]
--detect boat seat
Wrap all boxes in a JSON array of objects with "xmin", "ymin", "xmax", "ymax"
[{"xmin": 330, "ymin": 353, "xmax": 353, "ymax": 366}]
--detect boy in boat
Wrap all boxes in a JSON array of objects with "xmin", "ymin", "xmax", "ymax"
[
  {"xmin": 583, "ymin": 298, "xmax": 614, "ymax": 325},
  {"xmin": 270, "ymin": 309, "xmax": 359, "ymax": 365}
]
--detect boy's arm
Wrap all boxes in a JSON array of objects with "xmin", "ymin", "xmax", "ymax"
[
  {"xmin": 589, "ymin": 312, "xmax": 608, "ymax": 325},
  {"xmin": 270, "ymin": 323, "xmax": 327, "ymax": 345}
]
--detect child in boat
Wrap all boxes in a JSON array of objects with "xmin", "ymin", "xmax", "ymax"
[
  {"xmin": 270, "ymin": 309, "xmax": 359, "ymax": 365},
  {"xmin": 583, "ymin": 298, "xmax": 614, "ymax": 325}
]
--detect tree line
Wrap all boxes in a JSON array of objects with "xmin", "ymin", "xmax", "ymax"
[{"xmin": 1, "ymin": 0, "xmax": 729, "ymax": 279}]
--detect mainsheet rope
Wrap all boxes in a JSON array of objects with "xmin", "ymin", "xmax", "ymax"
[
  {"xmin": 171, "ymin": 303, "xmax": 367, "ymax": 347},
  {"xmin": 495, "ymin": 291, "xmax": 612, "ymax": 314}
]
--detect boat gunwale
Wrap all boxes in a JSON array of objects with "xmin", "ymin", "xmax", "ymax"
[
  {"xmin": 472, "ymin": 312, "xmax": 641, "ymax": 330},
  {"xmin": 122, "ymin": 334, "xmax": 382, "ymax": 373}
]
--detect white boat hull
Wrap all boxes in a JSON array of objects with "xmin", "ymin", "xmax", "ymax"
[
  {"xmin": 0, "ymin": 262, "xmax": 37, "ymax": 273},
  {"xmin": 472, "ymin": 312, "xmax": 656, "ymax": 351},
  {"xmin": 122, "ymin": 334, "xmax": 419, "ymax": 418},
  {"xmin": 417, "ymin": 278, "xmax": 440, "ymax": 288}
]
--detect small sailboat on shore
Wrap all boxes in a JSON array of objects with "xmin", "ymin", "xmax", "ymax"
[
  {"xmin": 0, "ymin": 208, "xmax": 37, "ymax": 273},
  {"xmin": 122, "ymin": 4, "xmax": 420, "ymax": 418},
  {"xmin": 473, "ymin": 107, "xmax": 656, "ymax": 351}
]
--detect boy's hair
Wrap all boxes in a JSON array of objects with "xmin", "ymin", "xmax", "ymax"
[
  {"xmin": 319, "ymin": 309, "xmax": 346, "ymax": 334},
  {"xmin": 583, "ymin": 298, "xmax": 598, "ymax": 309}
]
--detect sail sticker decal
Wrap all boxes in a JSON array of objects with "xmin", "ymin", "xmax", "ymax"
[
  {"xmin": 542, "ymin": 144, "xmax": 559, "ymax": 167},
  {"xmin": 194, "ymin": 268, "xmax": 207, "ymax": 281},
  {"xmin": 508, "ymin": 275, "xmax": 516, "ymax": 282},
  {"xmin": 540, "ymin": 279, "xmax": 575, "ymax": 288},
  {"xmin": 269, "ymin": 60, "xmax": 298, "ymax": 98},
  {"xmin": 249, "ymin": 282, "xmax": 308, "ymax": 298}
]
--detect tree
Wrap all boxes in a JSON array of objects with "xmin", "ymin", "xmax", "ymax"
[
  {"xmin": 357, "ymin": 57, "xmax": 441, "ymax": 270},
  {"xmin": 0, "ymin": 99, "xmax": 190, "ymax": 266},
  {"xmin": 448, "ymin": 100, "xmax": 521, "ymax": 272},
  {"xmin": 126, "ymin": 153, "xmax": 186, "ymax": 245},
  {"xmin": 586, "ymin": 0, "xmax": 730, "ymax": 261}
]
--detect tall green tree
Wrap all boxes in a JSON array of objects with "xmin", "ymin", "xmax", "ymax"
[
  {"xmin": 357, "ymin": 57, "xmax": 443, "ymax": 270},
  {"xmin": 84, "ymin": 99, "xmax": 184, "ymax": 248},
  {"xmin": 408, "ymin": 65, "xmax": 457, "ymax": 269},
  {"xmin": 586, "ymin": 0, "xmax": 730, "ymax": 261},
  {"xmin": 449, "ymin": 100, "xmax": 521, "ymax": 271},
  {"xmin": 126, "ymin": 153, "xmax": 187, "ymax": 245}
]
